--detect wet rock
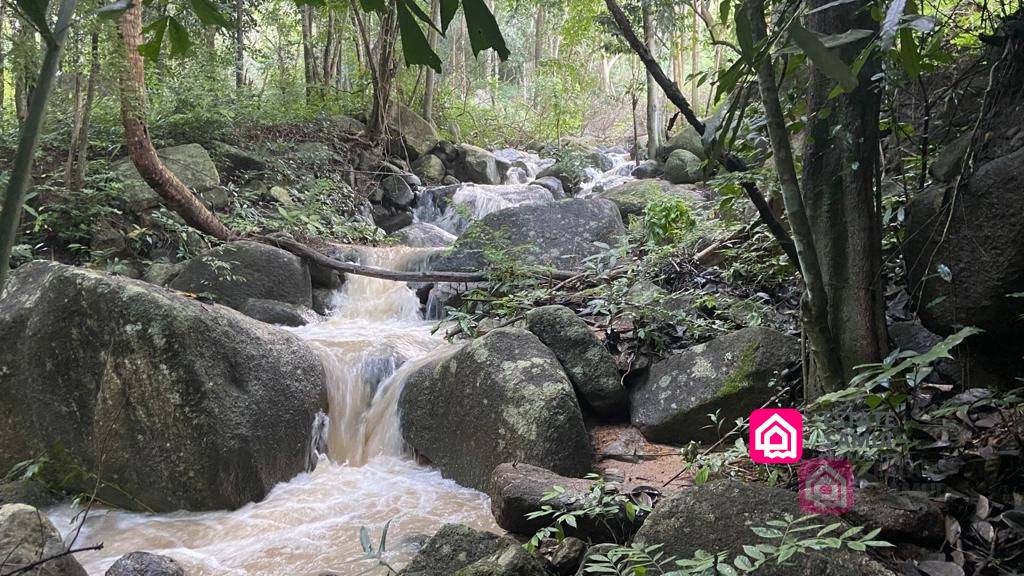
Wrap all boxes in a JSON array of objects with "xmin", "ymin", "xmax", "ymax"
[
  {"xmin": 373, "ymin": 208, "xmax": 414, "ymax": 234},
  {"xmin": 382, "ymin": 175, "xmax": 415, "ymax": 207},
  {"xmin": 388, "ymin": 105, "xmax": 440, "ymax": 160},
  {"xmin": 312, "ymin": 287, "xmax": 338, "ymax": 316},
  {"xmin": 391, "ymin": 223, "xmax": 456, "ymax": 248},
  {"xmin": 663, "ymin": 149, "xmax": 703, "ymax": 184},
  {"xmin": 432, "ymin": 199, "xmax": 626, "ymax": 272},
  {"xmin": 453, "ymin": 144, "xmax": 502, "ymax": 185},
  {"xmin": 0, "ymin": 480, "xmax": 56, "ymax": 508},
  {"xmin": 442, "ymin": 175, "xmax": 461, "ymax": 186},
  {"xmin": 631, "ymin": 159, "xmax": 663, "ymax": 179},
  {"xmin": 399, "ymin": 328, "xmax": 592, "ymax": 491},
  {"xmin": 843, "ymin": 485, "xmax": 944, "ymax": 546},
  {"xmin": 0, "ymin": 504, "xmax": 87, "ymax": 576},
  {"xmin": 929, "ymin": 134, "xmax": 971, "ymax": 183},
  {"xmin": 0, "ymin": 262, "xmax": 325, "ymax": 512},
  {"xmin": 547, "ymin": 537, "xmax": 587, "ymax": 576},
  {"xmin": 489, "ymin": 463, "xmax": 640, "ymax": 542},
  {"xmin": 596, "ymin": 179, "xmax": 707, "ymax": 220},
  {"xmin": 630, "ymin": 327, "xmax": 799, "ymax": 444},
  {"xmin": 90, "ymin": 221, "xmax": 126, "ymax": 255},
  {"xmin": 412, "ymin": 153, "xmax": 447, "ymax": 184},
  {"xmin": 432, "ymin": 141, "xmax": 459, "ymax": 163},
  {"xmin": 105, "ymin": 552, "xmax": 184, "ymax": 576},
  {"xmin": 308, "ymin": 260, "xmax": 343, "ymax": 290},
  {"xmin": 454, "ymin": 543, "xmax": 547, "ymax": 576},
  {"xmin": 399, "ymin": 524, "xmax": 509, "ymax": 576},
  {"xmin": 170, "ymin": 240, "xmax": 312, "ymax": 310},
  {"xmin": 525, "ymin": 305, "xmax": 626, "ymax": 417},
  {"xmin": 634, "ymin": 480, "xmax": 895, "ymax": 576},
  {"xmin": 657, "ymin": 125, "xmax": 706, "ymax": 161},
  {"xmin": 115, "ymin": 144, "xmax": 220, "ymax": 212},
  {"xmin": 238, "ymin": 298, "xmax": 313, "ymax": 327},
  {"xmin": 531, "ymin": 176, "xmax": 566, "ymax": 199}
]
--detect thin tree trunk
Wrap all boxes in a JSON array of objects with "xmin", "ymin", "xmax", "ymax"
[
  {"xmin": 0, "ymin": 0, "xmax": 79, "ymax": 290},
  {"xmin": 746, "ymin": 0, "xmax": 843, "ymax": 393},
  {"xmin": 530, "ymin": 6, "xmax": 544, "ymax": 97},
  {"xmin": 235, "ymin": 0, "xmax": 245, "ymax": 88},
  {"xmin": 690, "ymin": 1, "xmax": 699, "ymax": 106},
  {"xmin": 0, "ymin": 0, "xmax": 6, "ymax": 117},
  {"xmin": 321, "ymin": 9, "xmax": 334, "ymax": 86},
  {"xmin": 65, "ymin": 45, "xmax": 84, "ymax": 187},
  {"xmin": 643, "ymin": 2, "xmax": 661, "ymax": 158},
  {"xmin": 68, "ymin": 32, "xmax": 99, "ymax": 191},
  {"xmin": 301, "ymin": 4, "xmax": 317, "ymax": 99},
  {"xmin": 422, "ymin": 0, "xmax": 439, "ymax": 120},
  {"xmin": 366, "ymin": 6, "xmax": 398, "ymax": 140},
  {"xmin": 116, "ymin": 0, "xmax": 234, "ymax": 241},
  {"xmin": 801, "ymin": 0, "xmax": 887, "ymax": 390}
]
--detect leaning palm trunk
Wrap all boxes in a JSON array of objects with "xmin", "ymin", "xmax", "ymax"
[
  {"xmin": 116, "ymin": 0, "xmax": 235, "ymax": 241},
  {"xmin": 0, "ymin": 0, "xmax": 79, "ymax": 291}
]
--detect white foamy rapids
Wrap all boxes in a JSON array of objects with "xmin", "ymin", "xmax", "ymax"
[
  {"xmin": 417, "ymin": 183, "xmax": 554, "ymax": 235},
  {"xmin": 49, "ymin": 458, "xmax": 497, "ymax": 576},
  {"xmin": 579, "ymin": 152, "xmax": 635, "ymax": 197},
  {"xmin": 49, "ymin": 245, "xmax": 497, "ymax": 575}
]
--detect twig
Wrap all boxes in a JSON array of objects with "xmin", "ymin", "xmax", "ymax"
[{"xmin": 0, "ymin": 545, "xmax": 104, "ymax": 576}]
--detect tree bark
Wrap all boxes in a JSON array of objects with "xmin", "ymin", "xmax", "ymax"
[
  {"xmin": 116, "ymin": 0, "xmax": 235, "ymax": 241},
  {"xmin": 746, "ymin": 0, "xmax": 844, "ymax": 393},
  {"xmin": 422, "ymin": 0, "xmax": 440, "ymax": 119},
  {"xmin": 690, "ymin": 0, "xmax": 699, "ymax": 105},
  {"xmin": 235, "ymin": 0, "xmax": 245, "ymax": 89},
  {"xmin": 67, "ymin": 32, "xmax": 100, "ymax": 191},
  {"xmin": 301, "ymin": 4, "xmax": 318, "ymax": 99},
  {"xmin": 642, "ymin": 2, "xmax": 661, "ymax": 158},
  {"xmin": 366, "ymin": 7, "xmax": 398, "ymax": 140},
  {"xmin": 801, "ymin": 0, "xmax": 887, "ymax": 390},
  {"xmin": 0, "ymin": 0, "xmax": 6, "ymax": 118}
]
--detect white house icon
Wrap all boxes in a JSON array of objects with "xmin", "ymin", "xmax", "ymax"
[{"xmin": 753, "ymin": 413, "xmax": 798, "ymax": 459}]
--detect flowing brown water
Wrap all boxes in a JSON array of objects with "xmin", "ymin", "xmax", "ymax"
[{"xmin": 48, "ymin": 246, "xmax": 498, "ymax": 575}]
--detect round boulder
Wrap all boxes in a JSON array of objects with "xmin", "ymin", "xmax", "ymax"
[
  {"xmin": 105, "ymin": 552, "xmax": 184, "ymax": 576},
  {"xmin": 0, "ymin": 504, "xmax": 87, "ymax": 576},
  {"xmin": 663, "ymin": 149, "xmax": 703, "ymax": 184}
]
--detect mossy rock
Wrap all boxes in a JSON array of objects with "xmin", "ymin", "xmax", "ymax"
[
  {"xmin": 114, "ymin": 143, "xmax": 220, "ymax": 213},
  {"xmin": 596, "ymin": 179, "xmax": 707, "ymax": 220}
]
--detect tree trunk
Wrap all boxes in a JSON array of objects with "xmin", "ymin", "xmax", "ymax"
[
  {"xmin": 643, "ymin": 2, "xmax": 661, "ymax": 158},
  {"xmin": 366, "ymin": 7, "xmax": 398, "ymax": 140},
  {"xmin": 116, "ymin": 0, "xmax": 235, "ymax": 241},
  {"xmin": 689, "ymin": 1, "xmax": 699, "ymax": 106},
  {"xmin": 301, "ymin": 4, "xmax": 318, "ymax": 99},
  {"xmin": 65, "ymin": 42, "xmax": 84, "ymax": 188},
  {"xmin": 14, "ymin": 18, "xmax": 38, "ymax": 126},
  {"xmin": 0, "ymin": 0, "xmax": 6, "ymax": 118},
  {"xmin": 67, "ymin": 32, "xmax": 99, "ymax": 191},
  {"xmin": 234, "ymin": 0, "xmax": 245, "ymax": 89},
  {"xmin": 746, "ymin": 0, "xmax": 844, "ymax": 393},
  {"xmin": 801, "ymin": 0, "xmax": 887, "ymax": 391},
  {"xmin": 530, "ymin": 6, "xmax": 544, "ymax": 98},
  {"xmin": 422, "ymin": 0, "xmax": 440, "ymax": 120}
]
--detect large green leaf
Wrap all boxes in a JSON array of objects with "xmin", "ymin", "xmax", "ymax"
[
  {"xmin": 189, "ymin": 0, "xmax": 233, "ymax": 29},
  {"xmin": 167, "ymin": 16, "xmax": 193, "ymax": 56},
  {"xmin": 396, "ymin": 0, "xmax": 442, "ymax": 72},
  {"xmin": 360, "ymin": 0, "xmax": 386, "ymax": 12},
  {"xmin": 733, "ymin": 6, "xmax": 755, "ymax": 64},
  {"xmin": 404, "ymin": 0, "xmax": 440, "ymax": 33},
  {"xmin": 789, "ymin": 22, "xmax": 858, "ymax": 92},
  {"xmin": 439, "ymin": 0, "xmax": 459, "ymax": 32},
  {"xmin": 15, "ymin": 0, "xmax": 53, "ymax": 42},
  {"xmin": 138, "ymin": 15, "xmax": 169, "ymax": 61},
  {"xmin": 461, "ymin": 0, "xmax": 509, "ymax": 60}
]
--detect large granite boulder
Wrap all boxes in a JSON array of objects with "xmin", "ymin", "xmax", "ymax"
[
  {"xmin": 389, "ymin": 105, "xmax": 440, "ymax": 160},
  {"xmin": 657, "ymin": 125, "xmax": 706, "ymax": 162},
  {"xmin": 0, "ymin": 504, "xmax": 87, "ymax": 576},
  {"xmin": 412, "ymin": 153, "xmax": 447, "ymax": 184},
  {"xmin": 398, "ymin": 328, "xmax": 592, "ymax": 491},
  {"xmin": 400, "ymin": 524, "xmax": 511, "ymax": 576},
  {"xmin": 115, "ymin": 144, "xmax": 220, "ymax": 213},
  {"xmin": 0, "ymin": 480, "xmax": 56, "ymax": 509},
  {"xmin": 104, "ymin": 552, "xmax": 185, "ymax": 576},
  {"xmin": 634, "ymin": 481, "xmax": 895, "ymax": 576},
  {"xmin": 453, "ymin": 144, "xmax": 502, "ymax": 185},
  {"xmin": 391, "ymin": 223, "xmax": 457, "ymax": 248},
  {"xmin": 169, "ymin": 240, "xmax": 313, "ymax": 313},
  {"xmin": 0, "ymin": 262, "xmax": 325, "ymax": 512},
  {"xmin": 662, "ymin": 149, "xmax": 703, "ymax": 184},
  {"xmin": 596, "ymin": 179, "xmax": 708, "ymax": 220},
  {"xmin": 454, "ymin": 544, "xmax": 548, "ymax": 576},
  {"xmin": 630, "ymin": 327, "xmax": 799, "ymax": 444},
  {"xmin": 525, "ymin": 305, "xmax": 626, "ymax": 417},
  {"xmin": 432, "ymin": 199, "xmax": 626, "ymax": 272}
]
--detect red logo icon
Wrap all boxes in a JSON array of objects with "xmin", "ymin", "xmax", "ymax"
[
  {"xmin": 799, "ymin": 459, "xmax": 854, "ymax": 514},
  {"xmin": 749, "ymin": 408, "xmax": 802, "ymax": 464}
]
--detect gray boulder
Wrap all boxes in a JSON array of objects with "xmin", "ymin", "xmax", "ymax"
[
  {"xmin": 634, "ymin": 481, "xmax": 895, "ymax": 576},
  {"xmin": 453, "ymin": 144, "xmax": 502, "ymax": 185},
  {"xmin": 630, "ymin": 327, "xmax": 799, "ymax": 444},
  {"xmin": 399, "ymin": 524, "xmax": 509, "ymax": 576},
  {"xmin": 382, "ymin": 174, "xmax": 415, "ymax": 207},
  {"xmin": 842, "ymin": 485, "xmax": 944, "ymax": 546},
  {"xmin": 531, "ymin": 176, "xmax": 566, "ymax": 199},
  {"xmin": 596, "ymin": 179, "xmax": 708, "ymax": 220},
  {"xmin": 399, "ymin": 328, "xmax": 592, "ymax": 491},
  {"xmin": 432, "ymin": 199, "xmax": 626, "ymax": 272},
  {"xmin": 413, "ymin": 153, "xmax": 447, "ymax": 184},
  {"xmin": 208, "ymin": 140, "xmax": 268, "ymax": 174},
  {"xmin": 657, "ymin": 125, "xmax": 706, "ymax": 161},
  {"xmin": 0, "ymin": 504, "xmax": 87, "ymax": 576},
  {"xmin": 391, "ymin": 223, "xmax": 456, "ymax": 248},
  {"xmin": 631, "ymin": 160, "xmax": 663, "ymax": 179},
  {"xmin": 238, "ymin": 298, "xmax": 313, "ymax": 327},
  {"xmin": 105, "ymin": 552, "xmax": 184, "ymax": 576},
  {"xmin": 0, "ymin": 262, "xmax": 325, "ymax": 512},
  {"xmin": 547, "ymin": 537, "xmax": 587, "ymax": 576},
  {"xmin": 525, "ymin": 305, "xmax": 625, "ymax": 417},
  {"xmin": 115, "ymin": 143, "xmax": 220, "ymax": 213},
  {"xmin": 389, "ymin": 105, "xmax": 440, "ymax": 160},
  {"xmin": 169, "ymin": 240, "xmax": 312, "ymax": 311},
  {"xmin": 663, "ymin": 149, "xmax": 703, "ymax": 184},
  {"xmin": 455, "ymin": 544, "xmax": 548, "ymax": 576},
  {"xmin": 0, "ymin": 480, "xmax": 56, "ymax": 509}
]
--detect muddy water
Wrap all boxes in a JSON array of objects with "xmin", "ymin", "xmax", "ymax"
[{"xmin": 48, "ymin": 247, "xmax": 498, "ymax": 575}]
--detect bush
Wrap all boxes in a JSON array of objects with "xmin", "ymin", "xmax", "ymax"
[{"xmin": 643, "ymin": 196, "xmax": 697, "ymax": 246}]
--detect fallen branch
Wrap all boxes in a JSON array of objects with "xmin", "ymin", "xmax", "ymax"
[{"xmin": 0, "ymin": 544, "xmax": 104, "ymax": 576}]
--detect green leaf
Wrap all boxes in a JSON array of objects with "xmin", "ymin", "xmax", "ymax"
[
  {"xmin": 734, "ymin": 7, "xmax": 755, "ymax": 64},
  {"xmin": 461, "ymin": 0, "xmax": 509, "ymax": 60},
  {"xmin": 189, "ymin": 0, "xmax": 233, "ymax": 29},
  {"xmin": 379, "ymin": 520, "xmax": 391, "ymax": 553},
  {"xmin": 96, "ymin": 0, "xmax": 133, "ymax": 21},
  {"xmin": 138, "ymin": 16, "xmax": 169, "ymax": 61},
  {"xmin": 15, "ymin": 0, "xmax": 53, "ymax": 42},
  {"xmin": 358, "ymin": 525, "xmax": 373, "ymax": 554},
  {"xmin": 789, "ymin": 22, "xmax": 858, "ymax": 92},
  {"xmin": 719, "ymin": 0, "xmax": 731, "ymax": 23},
  {"xmin": 167, "ymin": 16, "xmax": 192, "ymax": 56},
  {"xmin": 440, "ymin": 0, "xmax": 459, "ymax": 32},
  {"xmin": 396, "ymin": 0, "xmax": 442, "ymax": 72},
  {"xmin": 359, "ymin": 0, "xmax": 386, "ymax": 11},
  {"xmin": 403, "ymin": 0, "xmax": 440, "ymax": 33}
]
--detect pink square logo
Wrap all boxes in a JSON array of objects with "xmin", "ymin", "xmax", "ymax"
[
  {"xmin": 799, "ymin": 459, "xmax": 854, "ymax": 514},
  {"xmin": 748, "ymin": 408, "xmax": 802, "ymax": 464}
]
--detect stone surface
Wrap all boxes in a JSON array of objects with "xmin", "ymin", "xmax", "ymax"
[
  {"xmin": 663, "ymin": 149, "xmax": 703, "ymax": 184},
  {"xmin": 399, "ymin": 524, "xmax": 507, "ymax": 576},
  {"xmin": 843, "ymin": 485, "xmax": 945, "ymax": 546},
  {"xmin": 454, "ymin": 543, "xmax": 548, "ymax": 576},
  {"xmin": 115, "ymin": 144, "xmax": 220, "ymax": 212},
  {"xmin": 391, "ymin": 223, "xmax": 457, "ymax": 248},
  {"xmin": 630, "ymin": 327, "xmax": 799, "ymax": 444},
  {"xmin": 634, "ymin": 480, "xmax": 895, "ymax": 576},
  {"xmin": 389, "ymin": 105, "xmax": 440, "ymax": 160},
  {"xmin": 433, "ymin": 199, "xmax": 626, "ymax": 272},
  {"xmin": 531, "ymin": 176, "xmax": 566, "ymax": 199},
  {"xmin": 412, "ymin": 153, "xmax": 447, "ymax": 183},
  {"xmin": 547, "ymin": 537, "xmax": 587, "ymax": 576},
  {"xmin": 399, "ymin": 328, "xmax": 592, "ymax": 491},
  {"xmin": 525, "ymin": 305, "xmax": 626, "ymax": 417},
  {"xmin": 0, "ymin": 262, "xmax": 325, "ymax": 512},
  {"xmin": 453, "ymin": 144, "xmax": 502, "ymax": 185},
  {"xmin": 0, "ymin": 504, "xmax": 87, "ymax": 576},
  {"xmin": 208, "ymin": 140, "xmax": 269, "ymax": 174},
  {"xmin": 382, "ymin": 175, "xmax": 415, "ymax": 207},
  {"xmin": 238, "ymin": 298, "xmax": 312, "ymax": 326},
  {"xmin": 169, "ymin": 240, "xmax": 312, "ymax": 310},
  {"xmin": 596, "ymin": 179, "xmax": 707, "ymax": 220},
  {"xmin": 0, "ymin": 480, "xmax": 56, "ymax": 509},
  {"xmin": 657, "ymin": 125, "xmax": 706, "ymax": 161},
  {"xmin": 104, "ymin": 552, "xmax": 185, "ymax": 576},
  {"xmin": 631, "ymin": 160, "xmax": 663, "ymax": 179}
]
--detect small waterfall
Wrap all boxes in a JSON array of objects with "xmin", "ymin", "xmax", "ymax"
[{"xmin": 414, "ymin": 183, "xmax": 554, "ymax": 235}]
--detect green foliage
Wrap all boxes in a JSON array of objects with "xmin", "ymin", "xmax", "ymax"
[
  {"xmin": 642, "ymin": 197, "xmax": 697, "ymax": 247},
  {"xmin": 525, "ymin": 474, "xmax": 648, "ymax": 551}
]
